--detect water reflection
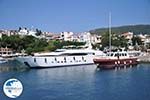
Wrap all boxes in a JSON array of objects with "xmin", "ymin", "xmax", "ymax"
[
  {"xmin": 0, "ymin": 62, "xmax": 150, "ymax": 100},
  {"xmin": 0, "ymin": 60, "xmax": 29, "ymax": 72},
  {"xmin": 0, "ymin": 59, "xmax": 141, "ymax": 73}
]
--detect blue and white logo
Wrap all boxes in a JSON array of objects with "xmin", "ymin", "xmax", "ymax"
[{"xmin": 3, "ymin": 78, "xmax": 23, "ymax": 98}]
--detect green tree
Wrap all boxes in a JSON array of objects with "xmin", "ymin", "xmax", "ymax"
[
  {"xmin": 132, "ymin": 36, "xmax": 142, "ymax": 45},
  {"xmin": 35, "ymin": 29, "xmax": 42, "ymax": 36},
  {"xmin": 0, "ymin": 35, "xmax": 87, "ymax": 54},
  {"xmin": 101, "ymin": 32, "xmax": 128, "ymax": 49}
]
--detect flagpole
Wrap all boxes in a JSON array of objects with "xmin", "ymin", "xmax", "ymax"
[{"xmin": 109, "ymin": 12, "xmax": 111, "ymax": 52}]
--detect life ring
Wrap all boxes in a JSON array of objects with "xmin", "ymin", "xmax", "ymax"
[
  {"xmin": 130, "ymin": 60, "xmax": 132, "ymax": 63},
  {"xmin": 124, "ymin": 61, "xmax": 126, "ymax": 64}
]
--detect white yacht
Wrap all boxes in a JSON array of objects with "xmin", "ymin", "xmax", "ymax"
[{"xmin": 16, "ymin": 48, "xmax": 106, "ymax": 68}]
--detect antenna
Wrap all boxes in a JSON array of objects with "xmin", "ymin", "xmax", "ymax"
[{"xmin": 109, "ymin": 12, "xmax": 111, "ymax": 52}]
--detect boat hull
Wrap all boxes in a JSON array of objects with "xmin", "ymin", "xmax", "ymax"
[
  {"xmin": 93, "ymin": 58, "xmax": 138, "ymax": 69},
  {"xmin": 0, "ymin": 57, "xmax": 7, "ymax": 64},
  {"xmin": 16, "ymin": 55, "xmax": 95, "ymax": 68},
  {"xmin": 0, "ymin": 61, "xmax": 7, "ymax": 64}
]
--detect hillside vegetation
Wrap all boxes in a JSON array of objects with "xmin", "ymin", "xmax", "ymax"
[{"xmin": 90, "ymin": 25, "xmax": 150, "ymax": 35}]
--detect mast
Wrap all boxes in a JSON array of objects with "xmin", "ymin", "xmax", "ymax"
[{"xmin": 109, "ymin": 12, "xmax": 111, "ymax": 52}]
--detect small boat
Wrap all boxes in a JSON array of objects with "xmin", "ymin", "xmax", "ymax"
[
  {"xmin": 0, "ymin": 57, "xmax": 7, "ymax": 64},
  {"xmin": 94, "ymin": 14, "xmax": 138, "ymax": 69},
  {"xmin": 93, "ymin": 51, "xmax": 138, "ymax": 69}
]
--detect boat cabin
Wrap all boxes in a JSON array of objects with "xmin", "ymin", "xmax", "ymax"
[{"xmin": 106, "ymin": 52, "xmax": 130, "ymax": 59}]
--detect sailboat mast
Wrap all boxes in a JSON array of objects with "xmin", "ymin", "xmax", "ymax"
[{"xmin": 109, "ymin": 12, "xmax": 111, "ymax": 52}]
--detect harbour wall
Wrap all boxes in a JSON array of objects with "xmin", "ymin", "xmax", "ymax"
[{"xmin": 138, "ymin": 54, "xmax": 150, "ymax": 63}]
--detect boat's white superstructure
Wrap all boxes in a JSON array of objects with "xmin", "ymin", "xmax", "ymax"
[{"xmin": 16, "ymin": 48, "xmax": 106, "ymax": 68}]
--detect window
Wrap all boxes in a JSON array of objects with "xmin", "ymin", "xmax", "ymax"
[
  {"xmin": 34, "ymin": 58, "xmax": 36, "ymax": 62},
  {"xmin": 119, "ymin": 54, "xmax": 122, "ymax": 56},
  {"xmin": 64, "ymin": 57, "xmax": 66, "ymax": 61},
  {"xmin": 111, "ymin": 53, "xmax": 114, "ymax": 56},
  {"xmin": 125, "ymin": 53, "xmax": 127, "ymax": 56},
  {"xmin": 115, "ymin": 53, "xmax": 120, "ymax": 57},
  {"xmin": 122, "ymin": 53, "xmax": 125, "ymax": 56},
  {"xmin": 82, "ymin": 57, "xmax": 84, "ymax": 60},
  {"xmin": 114, "ymin": 54, "xmax": 118, "ymax": 57},
  {"xmin": 45, "ymin": 58, "xmax": 47, "ymax": 63}
]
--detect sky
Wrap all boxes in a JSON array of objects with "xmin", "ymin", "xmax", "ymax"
[{"xmin": 0, "ymin": 0, "xmax": 150, "ymax": 32}]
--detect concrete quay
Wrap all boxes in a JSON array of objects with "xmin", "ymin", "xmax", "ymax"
[{"xmin": 138, "ymin": 53, "xmax": 150, "ymax": 63}]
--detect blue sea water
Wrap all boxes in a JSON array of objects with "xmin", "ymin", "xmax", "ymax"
[{"xmin": 0, "ymin": 60, "xmax": 150, "ymax": 100}]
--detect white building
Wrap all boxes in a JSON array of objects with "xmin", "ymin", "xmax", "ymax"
[
  {"xmin": 138, "ymin": 34, "xmax": 147, "ymax": 42},
  {"xmin": 18, "ymin": 28, "xmax": 28, "ymax": 35},
  {"xmin": 78, "ymin": 32, "xmax": 101, "ymax": 44},
  {"xmin": 28, "ymin": 30, "xmax": 37, "ymax": 37},
  {"xmin": 60, "ymin": 32, "xmax": 74, "ymax": 41},
  {"xmin": 0, "ymin": 30, "xmax": 17, "ymax": 36},
  {"xmin": 144, "ymin": 37, "xmax": 150, "ymax": 45},
  {"xmin": 122, "ymin": 32, "xmax": 134, "ymax": 48},
  {"xmin": 138, "ymin": 34, "xmax": 150, "ymax": 46},
  {"xmin": 78, "ymin": 32, "xmax": 91, "ymax": 42},
  {"xmin": 18, "ymin": 28, "xmax": 37, "ymax": 37},
  {"xmin": 91, "ymin": 35, "xmax": 101, "ymax": 44},
  {"xmin": 122, "ymin": 32, "xmax": 133, "ymax": 40}
]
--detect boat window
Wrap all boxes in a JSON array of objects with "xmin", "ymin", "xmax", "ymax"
[
  {"xmin": 111, "ymin": 53, "xmax": 114, "ymax": 56},
  {"xmin": 64, "ymin": 57, "xmax": 66, "ymax": 61},
  {"xmin": 45, "ymin": 58, "xmax": 47, "ymax": 63},
  {"xmin": 107, "ymin": 53, "xmax": 110, "ymax": 56},
  {"xmin": 122, "ymin": 53, "xmax": 125, "ymax": 56},
  {"xmin": 114, "ymin": 53, "xmax": 120, "ymax": 57},
  {"xmin": 119, "ymin": 53, "xmax": 122, "ymax": 56},
  {"xmin": 114, "ymin": 54, "xmax": 117, "ymax": 57},
  {"xmin": 82, "ymin": 57, "xmax": 84, "ymax": 60},
  {"xmin": 34, "ymin": 58, "xmax": 36, "ymax": 62},
  {"xmin": 125, "ymin": 53, "xmax": 127, "ymax": 56}
]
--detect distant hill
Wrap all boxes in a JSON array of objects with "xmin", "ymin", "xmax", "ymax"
[{"xmin": 90, "ymin": 25, "xmax": 150, "ymax": 35}]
